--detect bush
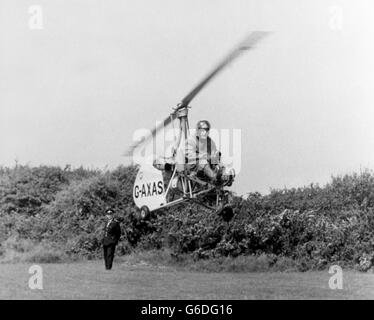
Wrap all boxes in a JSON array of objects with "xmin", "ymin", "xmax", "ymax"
[
  {"xmin": 0, "ymin": 236, "xmax": 68, "ymax": 263},
  {"xmin": 2, "ymin": 165, "xmax": 374, "ymax": 271}
]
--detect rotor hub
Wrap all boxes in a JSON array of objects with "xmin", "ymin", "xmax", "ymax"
[{"xmin": 176, "ymin": 106, "xmax": 189, "ymax": 119}]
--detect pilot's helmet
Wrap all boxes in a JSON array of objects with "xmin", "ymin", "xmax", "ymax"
[{"xmin": 196, "ymin": 120, "xmax": 211, "ymax": 131}]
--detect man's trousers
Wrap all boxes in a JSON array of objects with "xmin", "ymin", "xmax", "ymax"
[{"xmin": 103, "ymin": 244, "xmax": 116, "ymax": 270}]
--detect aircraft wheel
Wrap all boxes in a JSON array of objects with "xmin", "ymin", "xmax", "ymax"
[
  {"xmin": 137, "ymin": 206, "xmax": 151, "ymax": 221},
  {"xmin": 218, "ymin": 205, "xmax": 234, "ymax": 222}
]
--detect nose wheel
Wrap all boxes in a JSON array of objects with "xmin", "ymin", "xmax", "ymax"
[
  {"xmin": 218, "ymin": 206, "xmax": 234, "ymax": 222},
  {"xmin": 136, "ymin": 205, "xmax": 151, "ymax": 221},
  {"xmin": 216, "ymin": 205, "xmax": 234, "ymax": 222}
]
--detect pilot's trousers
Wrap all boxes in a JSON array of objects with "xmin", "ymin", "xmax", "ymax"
[{"xmin": 187, "ymin": 163, "xmax": 217, "ymax": 182}]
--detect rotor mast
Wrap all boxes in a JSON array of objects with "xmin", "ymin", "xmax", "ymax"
[
  {"xmin": 176, "ymin": 106, "xmax": 189, "ymax": 141},
  {"xmin": 173, "ymin": 106, "xmax": 189, "ymax": 173}
]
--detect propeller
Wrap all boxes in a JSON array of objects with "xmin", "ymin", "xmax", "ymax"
[
  {"xmin": 125, "ymin": 31, "xmax": 270, "ymax": 156},
  {"xmin": 180, "ymin": 31, "xmax": 270, "ymax": 108},
  {"xmin": 125, "ymin": 114, "xmax": 174, "ymax": 156}
]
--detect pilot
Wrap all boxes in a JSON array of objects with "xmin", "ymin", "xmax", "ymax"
[
  {"xmin": 185, "ymin": 120, "xmax": 221, "ymax": 183},
  {"xmin": 102, "ymin": 208, "xmax": 121, "ymax": 270}
]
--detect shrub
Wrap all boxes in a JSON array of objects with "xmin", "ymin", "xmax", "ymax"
[{"xmin": 2, "ymin": 165, "xmax": 374, "ymax": 271}]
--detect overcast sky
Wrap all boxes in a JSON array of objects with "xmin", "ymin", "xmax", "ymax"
[{"xmin": 1, "ymin": 0, "xmax": 374, "ymax": 195}]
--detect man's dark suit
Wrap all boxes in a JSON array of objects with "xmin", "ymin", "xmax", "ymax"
[{"xmin": 103, "ymin": 218, "xmax": 121, "ymax": 270}]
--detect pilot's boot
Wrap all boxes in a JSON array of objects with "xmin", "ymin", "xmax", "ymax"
[
  {"xmin": 221, "ymin": 168, "xmax": 235, "ymax": 186},
  {"xmin": 215, "ymin": 170, "xmax": 223, "ymax": 185},
  {"xmin": 202, "ymin": 164, "xmax": 217, "ymax": 185}
]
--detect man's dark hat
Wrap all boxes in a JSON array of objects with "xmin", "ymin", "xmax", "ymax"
[{"xmin": 105, "ymin": 208, "xmax": 114, "ymax": 214}]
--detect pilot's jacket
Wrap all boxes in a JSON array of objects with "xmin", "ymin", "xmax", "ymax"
[{"xmin": 185, "ymin": 135, "xmax": 217, "ymax": 166}]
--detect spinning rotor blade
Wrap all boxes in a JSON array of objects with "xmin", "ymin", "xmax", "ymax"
[
  {"xmin": 125, "ymin": 31, "xmax": 270, "ymax": 156},
  {"xmin": 124, "ymin": 114, "xmax": 174, "ymax": 156},
  {"xmin": 180, "ymin": 31, "xmax": 270, "ymax": 107}
]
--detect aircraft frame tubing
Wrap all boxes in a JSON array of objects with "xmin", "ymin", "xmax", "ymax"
[{"xmin": 149, "ymin": 176, "xmax": 218, "ymax": 213}]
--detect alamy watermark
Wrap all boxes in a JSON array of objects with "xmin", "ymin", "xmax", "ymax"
[
  {"xmin": 129, "ymin": 124, "xmax": 242, "ymax": 174},
  {"xmin": 28, "ymin": 5, "xmax": 43, "ymax": 30},
  {"xmin": 28, "ymin": 265, "xmax": 43, "ymax": 290},
  {"xmin": 328, "ymin": 5, "xmax": 343, "ymax": 31},
  {"xmin": 328, "ymin": 265, "xmax": 343, "ymax": 290}
]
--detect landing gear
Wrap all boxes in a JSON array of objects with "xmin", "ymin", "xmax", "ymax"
[
  {"xmin": 215, "ymin": 190, "xmax": 235, "ymax": 222},
  {"xmin": 136, "ymin": 205, "xmax": 151, "ymax": 221},
  {"xmin": 217, "ymin": 205, "xmax": 234, "ymax": 222}
]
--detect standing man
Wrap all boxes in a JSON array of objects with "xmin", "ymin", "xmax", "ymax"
[{"xmin": 102, "ymin": 208, "xmax": 121, "ymax": 270}]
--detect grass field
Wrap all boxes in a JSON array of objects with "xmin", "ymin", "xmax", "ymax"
[{"xmin": 1, "ymin": 259, "xmax": 373, "ymax": 299}]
